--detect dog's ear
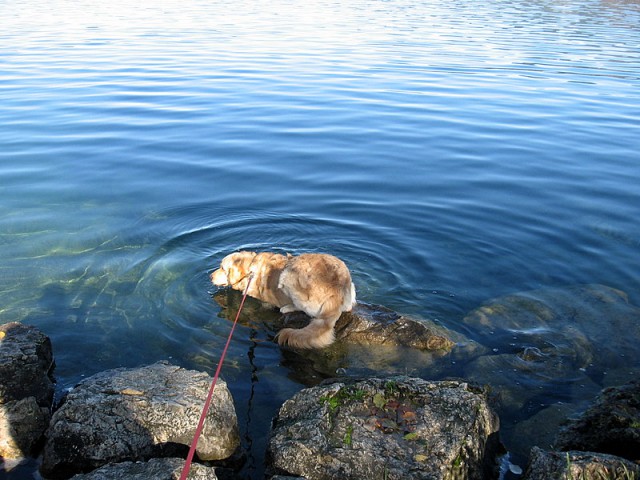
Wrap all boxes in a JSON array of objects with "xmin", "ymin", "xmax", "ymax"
[{"xmin": 286, "ymin": 253, "xmax": 292, "ymax": 259}]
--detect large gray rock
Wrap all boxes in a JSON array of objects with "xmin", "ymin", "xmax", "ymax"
[
  {"xmin": 0, "ymin": 322, "xmax": 55, "ymax": 458},
  {"xmin": 267, "ymin": 377, "xmax": 501, "ymax": 480},
  {"xmin": 41, "ymin": 361, "xmax": 240, "ymax": 479},
  {"xmin": 523, "ymin": 447, "xmax": 640, "ymax": 480},
  {"xmin": 555, "ymin": 380, "xmax": 640, "ymax": 461},
  {"xmin": 70, "ymin": 457, "xmax": 218, "ymax": 479}
]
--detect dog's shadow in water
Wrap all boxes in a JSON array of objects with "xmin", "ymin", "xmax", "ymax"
[{"xmin": 211, "ymin": 288, "xmax": 351, "ymax": 386}]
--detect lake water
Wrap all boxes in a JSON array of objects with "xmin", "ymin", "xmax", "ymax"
[{"xmin": 1, "ymin": 0, "xmax": 639, "ymax": 478}]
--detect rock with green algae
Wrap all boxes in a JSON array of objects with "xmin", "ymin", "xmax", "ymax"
[
  {"xmin": 266, "ymin": 376, "xmax": 502, "ymax": 480},
  {"xmin": 0, "ymin": 322, "xmax": 55, "ymax": 459},
  {"xmin": 522, "ymin": 447, "xmax": 639, "ymax": 480}
]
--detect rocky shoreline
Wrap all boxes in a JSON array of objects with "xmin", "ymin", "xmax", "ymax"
[{"xmin": 2, "ymin": 284, "xmax": 640, "ymax": 479}]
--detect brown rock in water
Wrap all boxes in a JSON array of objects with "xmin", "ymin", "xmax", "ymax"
[
  {"xmin": 266, "ymin": 376, "xmax": 502, "ymax": 480},
  {"xmin": 41, "ymin": 361, "xmax": 240, "ymax": 479},
  {"xmin": 214, "ymin": 289, "xmax": 456, "ymax": 352},
  {"xmin": 335, "ymin": 303, "xmax": 455, "ymax": 350},
  {"xmin": 0, "ymin": 322, "xmax": 55, "ymax": 459},
  {"xmin": 281, "ymin": 302, "xmax": 455, "ymax": 350}
]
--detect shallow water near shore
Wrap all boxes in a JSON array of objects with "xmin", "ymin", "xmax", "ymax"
[{"xmin": 1, "ymin": 0, "xmax": 640, "ymax": 477}]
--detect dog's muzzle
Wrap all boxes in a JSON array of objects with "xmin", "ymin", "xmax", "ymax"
[{"xmin": 210, "ymin": 269, "xmax": 228, "ymax": 286}]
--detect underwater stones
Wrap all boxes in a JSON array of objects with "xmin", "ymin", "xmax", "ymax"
[
  {"xmin": 522, "ymin": 447, "xmax": 640, "ymax": 480},
  {"xmin": 69, "ymin": 457, "xmax": 219, "ymax": 479},
  {"xmin": 503, "ymin": 403, "xmax": 575, "ymax": 468},
  {"xmin": 462, "ymin": 284, "xmax": 640, "ymax": 371},
  {"xmin": 459, "ymin": 284, "xmax": 640, "ymax": 464},
  {"xmin": 554, "ymin": 380, "xmax": 640, "ymax": 461},
  {"xmin": 460, "ymin": 283, "xmax": 640, "ymax": 415},
  {"xmin": 0, "ymin": 322, "xmax": 55, "ymax": 458},
  {"xmin": 266, "ymin": 377, "xmax": 502, "ymax": 480},
  {"xmin": 41, "ymin": 361, "xmax": 239, "ymax": 479}
]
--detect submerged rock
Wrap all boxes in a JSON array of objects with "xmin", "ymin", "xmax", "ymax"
[
  {"xmin": 267, "ymin": 376, "xmax": 502, "ymax": 480},
  {"xmin": 462, "ymin": 284, "xmax": 640, "ymax": 372},
  {"xmin": 460, "ymin": 284, "xmax": 640, "ymax": 410},
  {"xmin": 41, "ymin": 361, "xmax": 239, "ymax": 479},
  {"xmin": 502, "ymin": 402, "xmax": 576, "ymax": 470},
  {"xmin": 522, "ymin": 447, "xmax": 640, "ymax": 480},
  {"xmin": 0, "ymin": 322, "xmax": 55, "ymax": 459},
  {"xmin": 554, "ymin": 380, "xmax": 640, "ymax": 461},
  {"xmin": 70, "ymin": 457, "xmax": 218, "ymax": 479},
  {"xmin": 214, "ymin": 291, "xmax": 456, "ymax": 351},
  {"xmin": 460, "ymin": 284, "xmax": 640, "ymax": 464}
]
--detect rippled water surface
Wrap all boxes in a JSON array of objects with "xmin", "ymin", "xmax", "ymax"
[{"xmin": 1, "ymin": 0, "xmax": 640, "ymax": 477}]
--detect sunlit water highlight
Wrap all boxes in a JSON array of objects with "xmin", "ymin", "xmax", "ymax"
[{"xmin": 1, "ymin": 0, "xmax": 640, "ymax": 478}]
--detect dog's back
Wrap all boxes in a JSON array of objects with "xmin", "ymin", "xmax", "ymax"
[{"xmin": 248, "ymin": 252, "xmax": 290, "ymax": 307}]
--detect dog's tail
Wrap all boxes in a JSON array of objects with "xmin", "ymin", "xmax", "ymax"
[
  {"xmin": 276, "ymin": 316, "xmax": 338, "ymax": 349},
  {"xmin": 346, "ymin": 282, "xmax": 356, "ymax": 310}
]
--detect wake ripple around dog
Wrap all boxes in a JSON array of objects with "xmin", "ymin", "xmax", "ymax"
[{"xmin": 127, "ymin": 205, "xmax": 435, "ymax": 350}]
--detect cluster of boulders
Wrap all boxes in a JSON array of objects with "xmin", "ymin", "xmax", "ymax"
[
  {"xmin": 2, "ymin": 283, "xmax": 640, "ymax": 479},
  {"xmin": 0, "ymin": 321, "xmax": 233, "ymax": 479}
]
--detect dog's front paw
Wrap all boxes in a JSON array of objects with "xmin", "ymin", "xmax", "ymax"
[
  {"xmin": 275, "ymin": 328, "xmax": 295, "ymax": 346},
  {"xmin": 275, "ymin": 324, "xmax": 335, "ymax": 349}
]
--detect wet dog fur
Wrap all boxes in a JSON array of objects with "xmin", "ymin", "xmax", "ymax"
[{"xmin": 210, "ymin": 251, "xmax": 356, "ymax": 349}]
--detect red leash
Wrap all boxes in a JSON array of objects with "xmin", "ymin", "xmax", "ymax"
[{"xmin": 179, "ymin": 273, "xmax": 253, "ymax": 480}]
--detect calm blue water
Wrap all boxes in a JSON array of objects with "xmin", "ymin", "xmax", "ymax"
[{"xmin": 1, "ymin": 0, "xmax": 640, "ymax": 477}]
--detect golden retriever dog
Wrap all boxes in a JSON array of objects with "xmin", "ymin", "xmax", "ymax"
[{"xmin": 210, "ymin": 251, "xmax": 356, "ymax": 349}]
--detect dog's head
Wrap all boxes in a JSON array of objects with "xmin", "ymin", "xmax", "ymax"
[{"xmin": 210, "ymin": 251, "xmax": 257, "ymax": 289}]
